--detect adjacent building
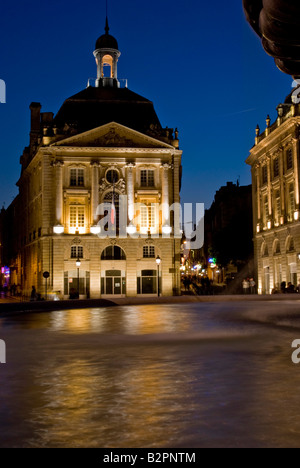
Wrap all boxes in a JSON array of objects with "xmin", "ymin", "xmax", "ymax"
[
  {"xmin": 4, "ymin": 20, "xmax": 182, "ymax": 298},
  {"xmin": 246, "ymin": 87, "xmax": 300, "ymax": 294},
  {"xmin": 203, "ymin": 182, "xmax": 253, "ymax": 286}
]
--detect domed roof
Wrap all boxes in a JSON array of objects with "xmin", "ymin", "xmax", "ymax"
[
  {"xmin": 95, "ymin": 18, "xmax": 119, "ymax": 50},
  {"xmin": 53, "ymin": 86, "xmax": 163, "ymax": 136}
]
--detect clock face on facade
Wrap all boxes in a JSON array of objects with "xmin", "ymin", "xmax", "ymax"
[{"xmin": 106, "ymin": 169, "xmax": 119, "ymax": 184}]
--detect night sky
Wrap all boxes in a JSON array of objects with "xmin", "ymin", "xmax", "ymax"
[{"xmin": 0, "ymin": 0, "xmax": 293, "ymax": 211}]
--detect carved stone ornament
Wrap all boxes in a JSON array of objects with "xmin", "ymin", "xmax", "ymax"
[
  {"xmin": 99, "ymin": 128, "xmax": 135, "ymax": 147},
  {"xmin": 99, "ymin": 178, "xmax": 126, "ymax": 193},
  {"xmin": 72, "ymin": 238, "xmax": 82, "ymax": 245}
]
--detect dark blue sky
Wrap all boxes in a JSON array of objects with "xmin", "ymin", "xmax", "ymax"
[{"xmin": 0, "ymin": 0, "xmax": 293, "ymax": 210}]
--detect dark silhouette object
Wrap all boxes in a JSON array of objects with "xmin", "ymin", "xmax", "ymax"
[
  {"xmin": 287, "ymin": 282, "xmax": 296, "ymax": 294},
  {"xmin": 250, "ymin": 278, "xmax": 256, "ymax": 294},
  {"xmin": 280, "ymin": 281, "xmax": 287, "ymax": 294},
  {"xmin": 243, "ymin": 0, "xmax": 300, "ymax": 78},
  {"xmin": 69, "ymin": 288, "xmax": 79, "ymax": 300},
  {"xmin": 30, "ymin": 286, "xmax": 37, "ymax": 301}
]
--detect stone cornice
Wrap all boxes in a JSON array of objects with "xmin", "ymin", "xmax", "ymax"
[
  {"xmin": 247, "ymin": 117, "xmax": 300, "ymax": 165},
  {"xmin": 43, "ymin": 146, "xmax": 180, "ymax": 155}
]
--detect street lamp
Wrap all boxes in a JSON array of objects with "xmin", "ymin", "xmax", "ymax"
[
  {"xmin": 53, "ymin": 224, "xmax": 64, "ymax": 234},
  {"xmin": 90, "ymin": 225, "xmax": 101, "ymax": 235},
  {"xmin": 156, "ymin": 256, "xmax": 161, "ymax": 297},
  {"xmin": 76, "ymin": 258, "xmax": 81, "ymax": 299}
]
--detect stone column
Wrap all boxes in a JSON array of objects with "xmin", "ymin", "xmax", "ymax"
[
  {"xmin": 279, "ymin": 146, "xmax": 286, "ymax": 221},
  {"xmin": 112, "ymin": 51, "xmax": 118, "ymax": 79},
  {"xmin": 255, "ymin": 163, "xmax": 261, "ymax": 223},
  {"xmin": 55, "ymin": 161, "xmax": 64, "ymax": 224},
  {"xmin": 293, "ymin": 133, "xmax": 300, "ymax": 209},
  {"xmin": 267, "ymin": 156, "xmax": 272, "ymax": 220},
  {"xmin": 91, "ymin": 162, "xmax": 100, "ymax": 223},
  {"xmin": 126, "ymin": 163, "xmax": 135, "ymax": 223},
  {"xmin": 161, "ymin": 163, "xmax": 171, "ymax": 226}
]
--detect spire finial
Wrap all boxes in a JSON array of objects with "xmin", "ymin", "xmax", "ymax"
[
  {"xmin": 105, "ymin": 16, "xmax": 109, "ymax": 35},
  {"xmin": 105, "ymin": 0, "xmax": 109, "ymax": 34}
]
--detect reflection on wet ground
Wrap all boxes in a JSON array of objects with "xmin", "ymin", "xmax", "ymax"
[{"xmin": 1, "ymin": 302, "xmax": 300, "ymax": 447}]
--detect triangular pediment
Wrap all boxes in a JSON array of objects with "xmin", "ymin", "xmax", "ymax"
[{"xmin": 51, "ymin": 122, "xmax": 174, "ymax": 149}]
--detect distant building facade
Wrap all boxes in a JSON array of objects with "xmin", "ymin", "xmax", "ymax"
[
  {"xmin": 203, "ymin": 182, "xmax": 253, "ymax": 285},
  {"xmin": 3, "ymin": 21, "xmax": 182, "ymax": 298},
  {"xmin": 246, "ymin": 88, "xmax": 300, "ymax": 294}
]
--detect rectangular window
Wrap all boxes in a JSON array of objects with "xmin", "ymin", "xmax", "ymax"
[
  {"xmin": 262, "ymin": 166, "xmax": 268, "ymax": 185},
  {"xmin": 77, "ymin": 207, "xmax": 85, "ymax": 227},
  {"xmin": 273, "ymin": 158, "xmax": 279, "ymax": 178},
  {"xmin": 287, "ymin": 149, "xmax": 293, "ymax": 170},
  {"xmin": 141, "ymin": 204, "xmax": 156, "ymax": 230},
  {"xmin": 70, "ymin": 206, "xmax": 85, "ymax": 229},
  {"xmin": 70, "ymin": 207, "xmax": 77, "ymax": 228},
  {"xmin": 275, "ymin": 191, "xmax": 281, "ymax": 223},
  {"xmin": 141, "ymin": 170, "xmax": 155, "ymax": 187},
  {"xmin": 264, "ymin": 196, "xmax": 269, "ymax": 225},
  {"xmin": 70, "ymin": 169, "xmax": 77, "ymax": 186},
  {"xmin": 143, "ymin": 246, "xmax": 155, "ymax": 258},
  {"xmin": 141, "ymin": 205, "xmax": 148, "ymax": 228},
  {"xmin": 70, "ymin": 168, "xmax": 85, "ymax": 187},
  {"xmin": 137, "ymin": 270, "xmax": 158, "ymax": 294},
  {"xmin": 289, "ymin": 184, "xmax": 295, "ymax": 217},
  {"xmin": 71, "ymin": 246, "xmax": 83, "ymax": 259}
]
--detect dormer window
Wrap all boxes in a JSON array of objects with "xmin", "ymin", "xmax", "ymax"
[{"xmin": 70, "ymin": 168, "xmax": 84, "ymax": 187}]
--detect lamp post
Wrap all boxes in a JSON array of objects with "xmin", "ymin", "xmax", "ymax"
[
  {"xmin": 43, "ymin": 271, "xmax": 50, "ymax": 301},
  {"xmin": 76, "ymin": 258, "xmax": 81, "ymax": 299},
  {"xmin": 156, "ymin": 256, "xmax": 161, "ymax": 297}
]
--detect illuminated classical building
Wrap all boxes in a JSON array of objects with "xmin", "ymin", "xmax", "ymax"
[
  {"xmin": 6, "ymin": 20, "xmax": 182, "ymax": 298},
  {"xmin": 246, "ymin": 87, "xmax": 300, "ymax": 294}
]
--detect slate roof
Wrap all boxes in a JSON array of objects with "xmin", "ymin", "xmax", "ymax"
[{"xmin": 53, "ymin": 86, "xmax": 163, "ymax": 136}]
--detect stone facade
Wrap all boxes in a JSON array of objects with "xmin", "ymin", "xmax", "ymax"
[
  {"xmin": 246, "ymin": 89, "xmax": 300, "ymax": 294},
  {"xmin": 4, "ymin": 22, "xmax": 182, "ymax": 299}
]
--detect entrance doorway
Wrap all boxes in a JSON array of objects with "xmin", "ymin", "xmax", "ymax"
[
  {"xmin": 264, "ymin": 267, "xmax": 270, "ymax": 294},
  {"xmin": 289, "ymin": 263, "xmax": 297, "ymax": 287},
  {"xmin": 101, "ymin": 270, "xmax": 126, "ymax": 296},
  {"xmin": 64, "ymin": 271, "xmax": 90, "ymax": 298}
]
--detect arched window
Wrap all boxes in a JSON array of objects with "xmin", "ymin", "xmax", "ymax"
[
  {"xmin": 273, "ymin": 239, "xmax": 281, "ymax": 255},
  {"xmin": 262, "ymin": 242, "xmax": 269, "ymax": 257},
  {"xmin": 101, "ymin": 246, "xmax": 126, "ymax": 260},
  {"xmin": 102, "ymin": 55, "xmax": 113, "ymax": 78},
  {"xmin": 287, "ymin": 236, "xmax": 295, "ymax": 253}
]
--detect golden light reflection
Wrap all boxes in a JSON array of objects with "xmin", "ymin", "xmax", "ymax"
[
  {"xmin": 49, "ymin": 306, "xmax": 190, "ymax": 335},
  {"xmin": 28, "ymin": 345, "xmax": 193, "ymax": 448}
]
